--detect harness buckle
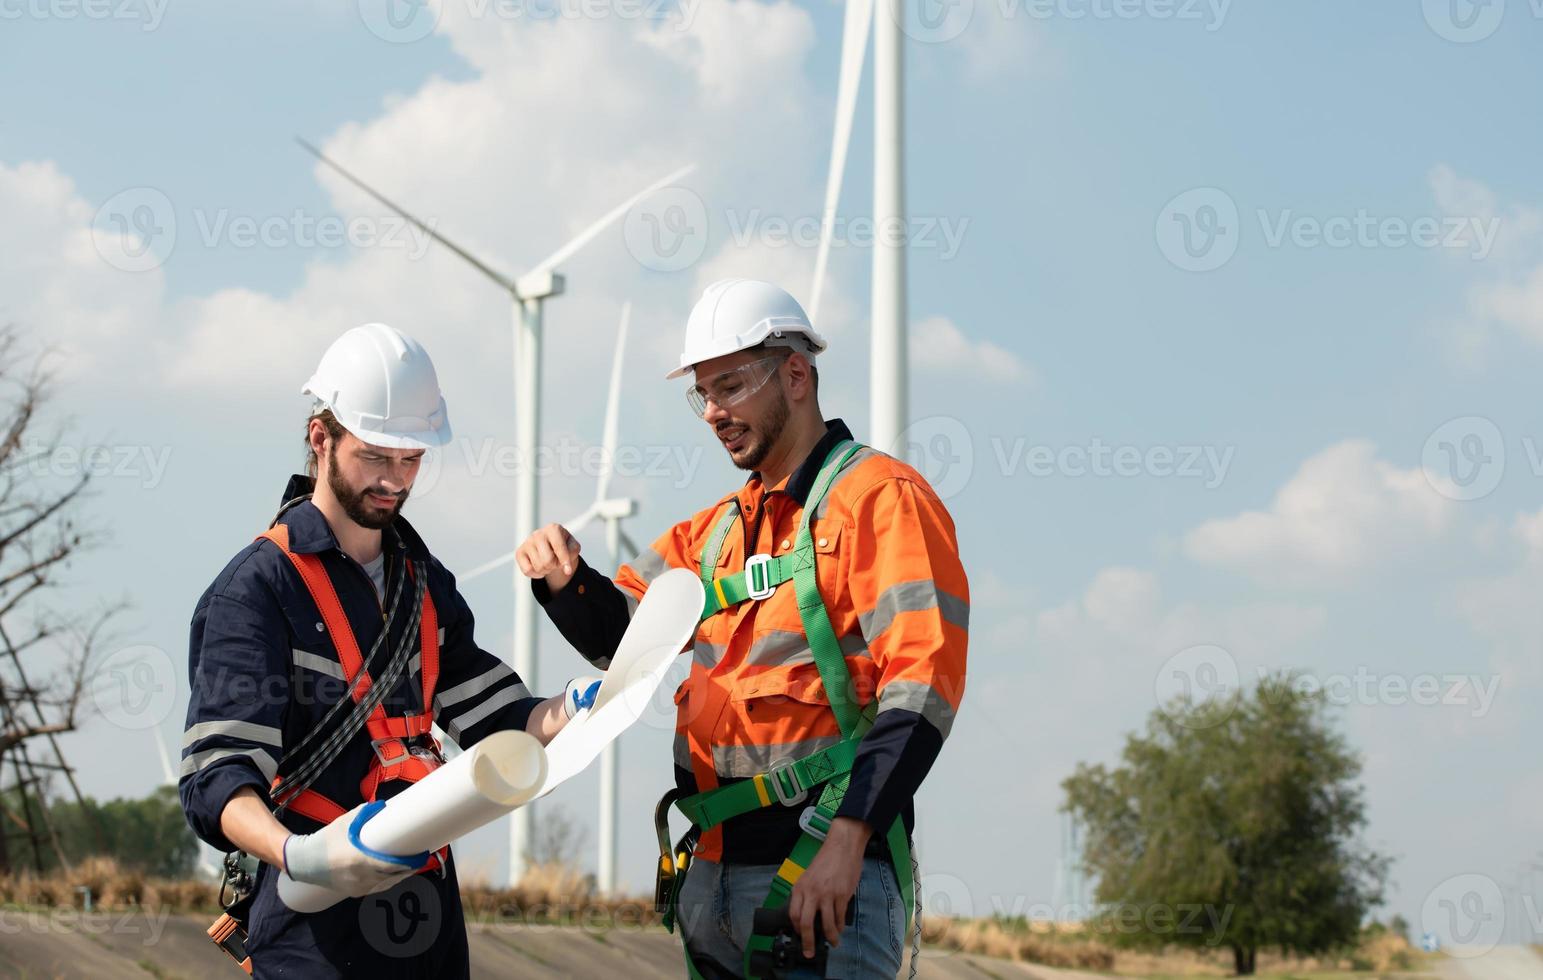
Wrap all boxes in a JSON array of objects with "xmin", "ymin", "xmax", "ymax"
[
  {"xmin": 744, "ymin": 553, "xmax": 776, "ymax": 601},
  {"xmin": 798, "ymin": 806, "xmax": 832, "ymax": 842},
  {"xmin": 765, "ymin": 757, "xmax": 807, "ymax": 806},
  {"xmin": 371, "ymin": 736, "xmax": 408, "ymax": 767}
]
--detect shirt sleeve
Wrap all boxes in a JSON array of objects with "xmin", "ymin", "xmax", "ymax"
[
  {"xmin": 834, "ymin": 477, "xmax": 970, "ymax": 833},
  {"xmin": 531, "ymin": 517, "xmax": 694, "ymax": 668},
  {"xmin": 179, "ymin": 573, "xmax": 290, "ymax": 854},
  {"xmin": 431, "ymin": 563, "xmax": 543, "ymax": 747}
]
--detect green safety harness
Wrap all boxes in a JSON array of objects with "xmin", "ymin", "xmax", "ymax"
[{"xmin": 654, "ymin": 440, "xmax": 916, "ymax": 979}]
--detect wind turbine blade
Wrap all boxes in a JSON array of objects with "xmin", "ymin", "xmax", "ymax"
[
  {"xmin": 596, "ymin": 302, "xmax": 630, "ymax": 502},
  {"xmin": 530, "ymin": 163, "xmax": 698, "ymax": 275},
  {"xmin": 296, "ymin": 137, "xmax": 520, "ymax": 295},
  {"xmin": 459, "ymin": 550, "xmax": 517, "ymax": 583},
  {"xmin": 617, "ymin": 528, "xmax": 640, "ymax": 562},
  {"xmin": 568, "ymin": 504, "xmax": 600, "ymax": 534},
  {"xmin": 810, "ymin": 0, "xmax": 874, "ymax": 325},
  {"xmin": 154, "ymin": 728, "xmax": 176, "ymax": 786}
]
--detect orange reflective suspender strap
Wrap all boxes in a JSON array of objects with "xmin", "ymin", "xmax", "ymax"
[{"xmin": 256, "ymin": 524, "xmax": 447, "ymax": 871}]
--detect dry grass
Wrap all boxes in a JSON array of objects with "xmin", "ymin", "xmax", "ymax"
[
  {"xmin": 0, "ymin": 857, "xmax": 220, "ymax": 912},
  {"xmin": 918, "ymin": 914, "xmax": 1425, "ymax": 978},
  {"xmin": 921, "ymin": 916, "xmax": 1117, "ymax": 970}
]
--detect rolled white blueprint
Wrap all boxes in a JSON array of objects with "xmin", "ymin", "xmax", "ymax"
[
  {"xmin": 277, "ymin": 729, "xmax": 547, "ymax": 912},
  {"xmin": 275, "ymin": 568, "xmax": 704, "ymax": 913},
  {"xmin": 537, "ymin": 570, "xmax": 702, "ymax": 794}
]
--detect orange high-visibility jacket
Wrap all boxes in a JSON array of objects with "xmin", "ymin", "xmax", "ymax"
[{"xmin": 535, "ymin": 419, "xmax": 968, "ymax": 863}]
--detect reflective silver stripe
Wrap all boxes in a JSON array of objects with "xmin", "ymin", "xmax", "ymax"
[
  {"xmin": 673, "ymin": 733, "xmax": 692, "ymax": 771},
  {"xmin": 437, "ymin": 627, "xmax": 445, "ymax": 645},
  {"xmin": 693, "ymin": 640, "xmax": 723, "ymax": 669},
  {"xmin": 409, "ymin": 651, "xmax": 421, "ymax": 678},
  {"xmin": 622, "ymin": 589, "xmax": 641, "ymax": 619},
  {"xmin": 181, "ymin": 720, "xmax": 282, "ymax": 749},
  {"xmin": 859, "ymin": 579, "xmax": 970, "ymax": 642},
  {"xmin": 292, "ymin": 649, "xmax": 344, "ymax": 680},
  {"xmin": 433, "ymin": 662, "xmax": 514, "ymax": 713},
  {"xmin": 877, "ymin": 679, "xmax": 958, "ymax": 739},
  {"xmin": 712, "ymin": 735, "xmax": 842, "ymax": 779},
  {"xmin": 179, "ymin": 746, "xmax": 278, "ymax": 782},
  {"xmin": 442, "ymin": 682, "xmax": 534, "ymax": 743},
  {"xmin": 746, "ymin": 630, "xmax": 869, "ymax": 668},
  {"xmin": 812, "ymin": 446, "xmax": 880, "ymax": 520},
  {"xmin": 625, "ymin": 547, "xmax": 670, "ymax": 585}
]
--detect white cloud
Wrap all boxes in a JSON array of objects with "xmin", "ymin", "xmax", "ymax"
[
  {"xmin": 1431, "ymin": 165, "xmax": 1543, "ymax": 353},
  {"xmin": 0, "ymin": 161, "xmax": 167, "ymax": 380},
  {"xmin": 911, "ymin": 314, "xmax": 1033, "ymax": 384},
  {"xmin": 1183, "ymin": 439, "xmax": 1453, "ymax": 585}
]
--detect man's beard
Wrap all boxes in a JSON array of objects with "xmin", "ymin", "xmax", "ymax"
[
  {"xmin": 720, "ymin": 386, "xmax": 790, "ymax": 472},
  {"xmin": 326, "ymin": 444, "xmax": 408, "ymax": 530}
]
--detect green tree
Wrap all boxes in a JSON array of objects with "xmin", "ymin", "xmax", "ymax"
[
  {"xmin": 1061, "ymin": 673, "xmax": 1389, "ymax": 976},
  {"xmin": 44, "ymin": 785, "xmax": 200, "ymax": 877}
]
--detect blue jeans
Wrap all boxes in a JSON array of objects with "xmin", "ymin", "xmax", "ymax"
[{"xmin": 677, "ymin": 857, "xmax": 906, "ymax": 979}]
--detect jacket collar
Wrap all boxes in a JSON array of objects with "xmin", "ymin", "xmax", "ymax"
[
  {"xmin": 274, "ymin": 474, "xmax": 432, "ymax": 560},
  {"xmin": 745, "ymin": 418, "xmax": 854, "ymax": 507}
]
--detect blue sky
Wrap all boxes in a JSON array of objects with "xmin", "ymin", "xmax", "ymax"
[{"xmin": 3, "ymin": 0, "xmax": 1541, "ymax": 946}]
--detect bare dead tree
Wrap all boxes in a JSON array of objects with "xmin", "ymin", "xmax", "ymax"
[{"xmin": 0, "ymin": 326, "xmax": 123, "ymax": 873}]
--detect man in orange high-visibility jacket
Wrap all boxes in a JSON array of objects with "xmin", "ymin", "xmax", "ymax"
[{"xmin": 518, "ymin": 279, "xmax": 968, "ymax": 978}]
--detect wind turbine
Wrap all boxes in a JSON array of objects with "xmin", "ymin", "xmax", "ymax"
[
  {"xmin": 297, "ymin": 138, "xmax": 693, "ymax": 885},
  {"xmin": 807, "ymin": 0, "xmax": 908, "ymax": 454},
  {"xmin": 462, "ymin": 302, "xmax": 641, "ymax": 894}
]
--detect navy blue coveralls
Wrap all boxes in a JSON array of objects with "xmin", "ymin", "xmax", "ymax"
[{"xmin": 180, "ymin": 476, "xmax": 542, "ymax": 978}]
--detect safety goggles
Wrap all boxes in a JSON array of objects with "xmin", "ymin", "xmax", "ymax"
[{"xmin": 685, "ymin": 354, "xmax": 787, "ymax": 418}]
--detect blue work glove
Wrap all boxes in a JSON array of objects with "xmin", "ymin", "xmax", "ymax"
[{"xmin": 563, "ymin": 676, "xmax": 603, "ymax": 719}]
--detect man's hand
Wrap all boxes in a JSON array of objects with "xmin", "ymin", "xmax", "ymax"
[
  {"xmin": 787, "ymin": 816, "xmax": 872, "ymax": 958},
  {"xmin": 282, "ymin": 802, "xmax": 427, "ymax": 897},
  {"xmin": 516, "ymin": 523, "xmax": 582, "ymax": 594}
]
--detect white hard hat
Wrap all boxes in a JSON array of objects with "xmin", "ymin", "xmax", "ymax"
[
  {"xmin": 302, "ymin": 323, "xmax": 453, "ymax": 451},
  {"xmin": 666, "ymin": 279, "xmax": 828, "ymax": 380}
]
